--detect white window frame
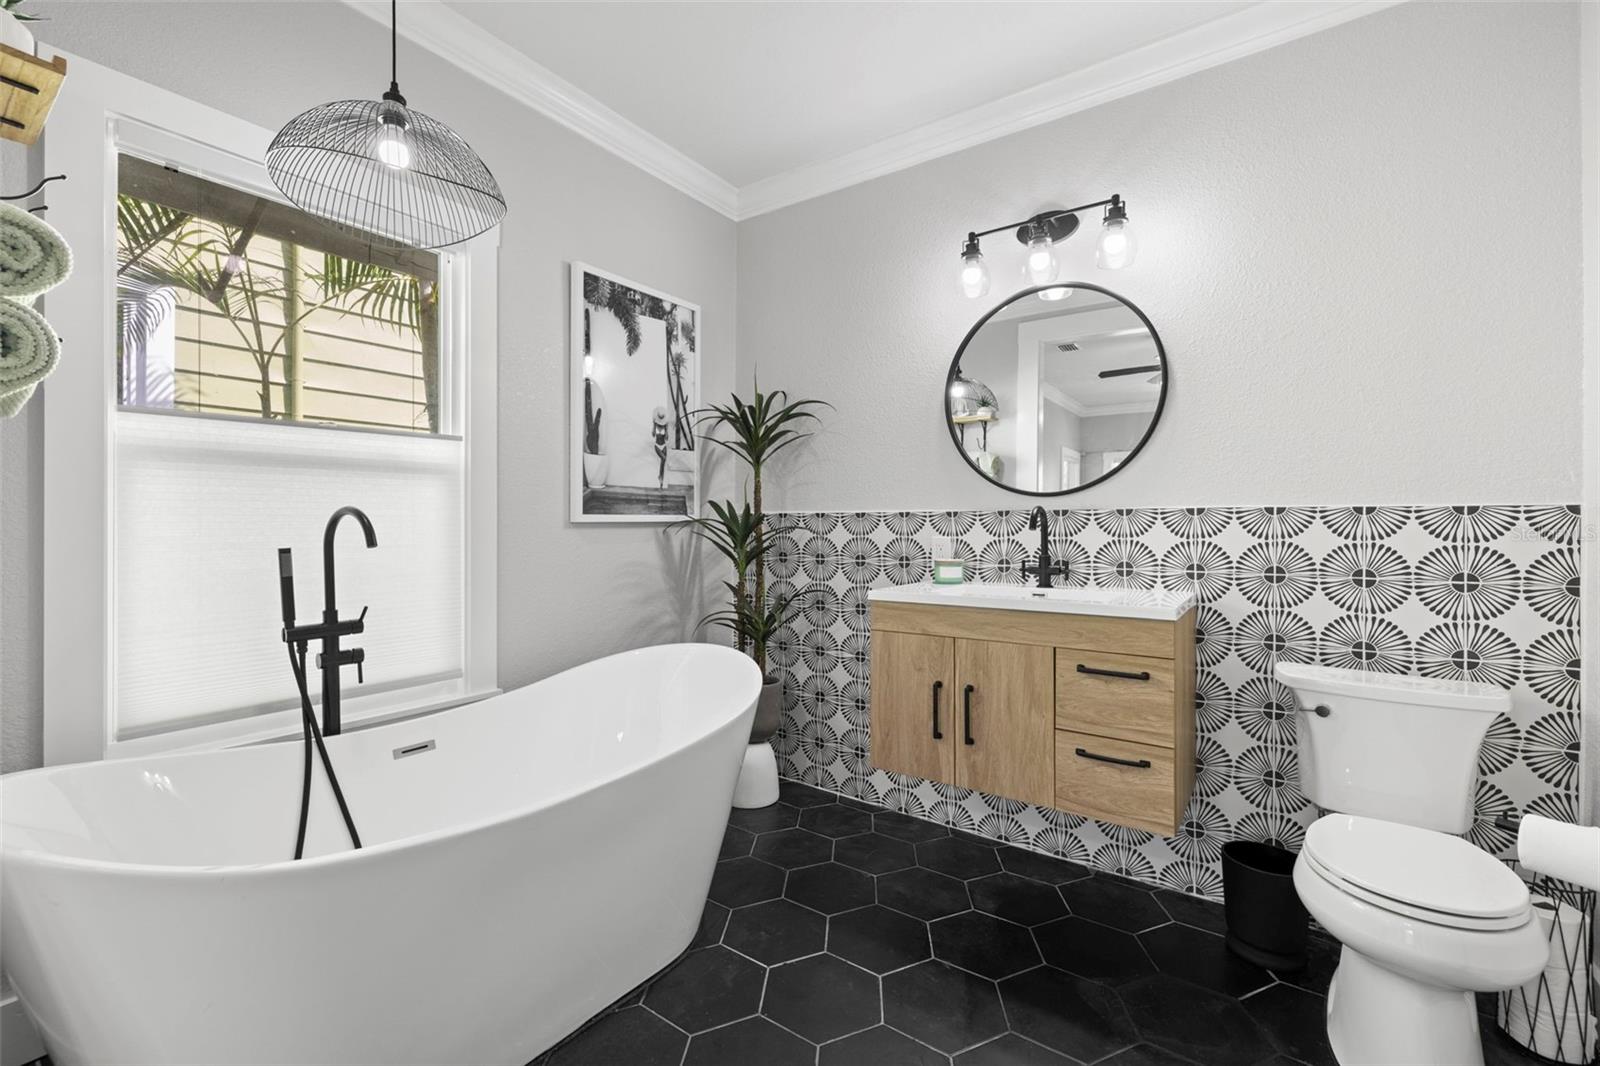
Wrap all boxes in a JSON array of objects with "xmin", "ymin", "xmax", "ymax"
[{"xmin": 41, "ymin": 53, "xmax": 498, "ymax": 763}]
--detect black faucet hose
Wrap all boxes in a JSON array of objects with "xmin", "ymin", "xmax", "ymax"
[{"xmin": 286, "ymin": 640, "xmax": 363, "ymax": 859}]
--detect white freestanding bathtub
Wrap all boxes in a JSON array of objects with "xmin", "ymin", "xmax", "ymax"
[{"xmin": 0, "ymin": 643, "xmax": 761, "ymax": 1066}]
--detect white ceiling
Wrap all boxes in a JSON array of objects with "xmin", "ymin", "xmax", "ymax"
[
  {"xmin": 441, "ymin": 1, "xmax": 1254, "ymax": 189},
  {"xmin": 354, "ymin": 0, "xmax": 1399, "ymax": 218}
]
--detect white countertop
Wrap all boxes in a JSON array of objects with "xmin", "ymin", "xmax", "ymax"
[{"xmin": 868, "ymin": 582, "xmax": 1196, "ymax": 621}]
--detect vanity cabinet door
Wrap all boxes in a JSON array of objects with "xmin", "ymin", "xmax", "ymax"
[
  {"xmin": 870, "ymin": 631, "xmax": 956, "ymax": 783},
  {"xmin": 953, "ymin": 639, "xmax": 1054, "ymax": 808}
]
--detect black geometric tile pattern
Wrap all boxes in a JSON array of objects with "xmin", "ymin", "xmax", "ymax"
[
  {"xmin": 539, "ymin": 783, "xmax": 1379, "ymax": 1065},
  {"xmin": 765, "ymin": 506, "xmax": 1582, "ymax": 895}
]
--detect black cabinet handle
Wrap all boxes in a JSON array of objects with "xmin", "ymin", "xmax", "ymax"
[
  {"xmin": 932, "ymin": 680, "xmax": 944, "ymax": 739},
  {"xmin": 1076, "ymin": 663, "xmax": 1151, "ymax": 682},
  {"xmin": 1074, "ymin": 747, "xmax": 1152, "ymax": 769},
  {"xmin": 963, "ymin": 684, "xmax": 975, "ymax": 746}
]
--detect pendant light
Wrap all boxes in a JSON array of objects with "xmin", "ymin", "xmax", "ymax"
[{"xmin": 266, "ymin": 0, "xmax": 506, "ymax": 250}]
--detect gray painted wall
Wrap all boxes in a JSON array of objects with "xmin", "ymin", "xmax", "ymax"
[
  {"xmin": 0, "ymin": 1, "xmax": 738, "ymax": 772},
  {"xmin": 736, "ymin": 1, "xmax": 1584, "ymax": 513}
]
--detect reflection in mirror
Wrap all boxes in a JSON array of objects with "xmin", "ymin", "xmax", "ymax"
[{"xmin": 946, "ymin": 285, "xmax": 1165, "ymax": 495}]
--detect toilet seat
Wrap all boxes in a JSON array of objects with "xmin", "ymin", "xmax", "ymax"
[{"xmin": 1302, "ymin": 815, "xmax": 1530, "ymax": 931}]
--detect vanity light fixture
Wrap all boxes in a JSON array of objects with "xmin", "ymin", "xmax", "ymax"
[
  {"xmin": 959, "ymin": 233, "xmax": 990, "ymax": 298},
  {"xmin": 957, "ymin": 194, "xmax": 1132, "ymax": 298},
  {"xmin": 266, "ymin": 0, "xmax": 507, "ymax": 249}
]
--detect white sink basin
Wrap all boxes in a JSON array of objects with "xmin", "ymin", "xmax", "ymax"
[{"xmin": 869, "ymin": 582, "xmax": 1194, "ymax": 621}]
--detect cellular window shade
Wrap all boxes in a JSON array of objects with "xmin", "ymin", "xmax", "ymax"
[{"xmin": 113, "ymin": 412, "xmax": 463, "ymax": 739}]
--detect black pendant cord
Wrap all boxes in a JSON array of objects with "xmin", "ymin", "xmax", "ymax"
[
  {"xmin": 388, "ymin": 0, "xmax": 400, "ymax": 98},
  {"xmin": 287, "ymin": 640, "xmax": 363, "ymax": 859}
]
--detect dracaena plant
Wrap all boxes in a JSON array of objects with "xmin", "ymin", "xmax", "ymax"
[{"xmin": 681, "ymin": 385, "xmax": 829, "ymax": 678}]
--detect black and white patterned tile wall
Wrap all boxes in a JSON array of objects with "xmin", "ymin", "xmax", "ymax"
[{"xmin": 764, "ymin": 505, "xmax": 1583, "ymax": 899}]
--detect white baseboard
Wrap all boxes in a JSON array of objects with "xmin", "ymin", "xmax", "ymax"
[{"xmin": 1, "ymin": 991, "xmax": 44, "ymax": 1066}]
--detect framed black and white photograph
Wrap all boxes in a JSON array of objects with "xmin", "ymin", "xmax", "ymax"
[{"xmin": 569, "ymin": 263, "xmax": 700, "ymax": 523}]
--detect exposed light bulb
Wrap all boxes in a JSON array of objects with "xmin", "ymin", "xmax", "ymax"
[
  {"xmin": 958, "ymin": 233, "xmax": 989, "ymax": 299},
  {"xmin": 583, "ymin": 354, "xmax": 595, "ymax": 380},
  {"xmin": 377, "ymin": 122, "xmax": 411, "ymax": 169},
  {"xmin": 1024, "ymin": 229, "xmax": 1059, "ymax": 285},
  {"xmin": 1097, "ymin": 200, "xmax": 1137, "ymax": 270},
  {"xmin": 1037, "ymin": 287, "xmax": 1071, "ymax": 302}
]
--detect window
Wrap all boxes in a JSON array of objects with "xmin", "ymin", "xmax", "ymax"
[
  {"xmin": 116, "ymin": 155, "xmax": 443, "ymax": 433},
  {"xmin": 41, "ymin": 59, "xmax": 497, "ymax": 762}
]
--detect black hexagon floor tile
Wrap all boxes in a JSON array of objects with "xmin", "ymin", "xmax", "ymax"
[
  {"xmin": 1239, "ymin": 983, "xmax": 1337, "ymax": 1066},
  {"xmin": 763, "ymin": 954, "xmax": 882, "ymax": 1043},
  {"xmin": 708, "ymin": 856, "xmax": 786, "ymax": 907},
  {"xmin": 719, "ymin": 824, "xmax": 755, "ymax": 861},
  {"xmin": 1272, "ymin": 933, "xmax": 1339, "ymax": 996},
  {"xmin": 968, "ymin": 872, "xmax": 1069, "ymax": 926},
  {"xmin": 953, "ymin": 1032, "xmax": 1075, "ymax": 1065},
  {"xmin": 1138, "ymin": 923, "xmax": 1274, "ymax": 998},
  {"xmin": 998, "ymin": 847, "xmax": 1094, "ymax": 886},
  {"xmin": 1119, "ymin": 973, "xmax": 1275, "ymax": 1065},
  {"xmin": 828, "ymin": 904, "xmax": 932, "ymax": 974},
  {"xmin": 801, "ymin": 803, "xmax": 876, "ymax": 838},
  {"xmin": 723, "ymin": 898, "xmax": 826, "ymax": 965},
  {"xmin": 875, "ymin": 810, "xmax": 952, "ymax": 843},
  {"xmin": 1033, "ymin": 915, "xmax": 1156, "ymax": 986},
  {"xmin": 1152, "ymin": 888, "xmax": 1226, "ymax": 935},
  {"xmin": 642, "ymin": 945, "xmax": 765, "ymax": 1034},
  {"xmin": 821, "ymin": 1025, "xmax": 951, "ymax": 1066},
  {"xmin": 1099, "ymin": 1043, "xmax": 1207, "ymax": 1065},
  {"xmin": 728, "ymin": 802, "xmax": 802, "ymax": 832},
  {"xmin": 693, "ymin": 900, "xmax": 730, "ymax": 949},
  {"xmin": 918, "ymin": 836, "xmax": 1004, "ymax": 880},
  {"xmin": 882, "ymin": 960, "xmax": 1008, "ymax": 1054},
  {"xmin": 879, "ymin": 866, "xmax": 972, "ymax": 920},
  {"xmin": 684, "ymin": 1016, "xmax": 815, "ymax": 1066},
  {"xmin": 1059, "ymin": 876, "xmax": 1170, "ymax": 932},
  {"xmin": 544, "ymin": 1005, "xmax": 687, "ymax": 1066},
  {"xmin": 752, "ymin": 827, "xmax": 835, "ymax": 869},
  {"xmin": 778, "ymin": 780, "xmax": 839, "ymax": 808},
  {"xmin": 930, "ymin": 911, "xmax": 1041, "ymax": 980},
  {"xmin": 998, "ymin": 965, "xmax": 1138, "ymax": 1064},
  {"xmin": 787, "ymin": 861, "xmax": 876, "ymax": 914},
  {"xmin": 835, "ymin": 832, "xmax": 918, "ymax": 874}
]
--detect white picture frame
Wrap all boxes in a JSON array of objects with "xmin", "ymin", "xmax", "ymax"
[{"xmin": 569, "ymin": 262, "xmax": 701, "ymax": 523}]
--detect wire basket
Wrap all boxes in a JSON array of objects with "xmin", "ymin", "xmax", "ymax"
[{"xmin": 1497, "ymin": 866, "xmax": 1597, "ymax": 1066}]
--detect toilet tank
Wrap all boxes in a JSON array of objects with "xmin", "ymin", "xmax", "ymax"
[{"xmin": 1274, "ymin": 663, "xmax": 1510, "ymax": 834}]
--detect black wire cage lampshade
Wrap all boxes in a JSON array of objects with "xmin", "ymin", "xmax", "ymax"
[{"xmin": 266, "ymin": 2, "xmax": 506, "ymax": 250}]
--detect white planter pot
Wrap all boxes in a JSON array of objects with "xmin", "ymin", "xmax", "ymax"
[
  {"xmin": 0, "ymin": 11, "xmax": 35, "ymax": 54},
  {"xmin": 582, "ymin": 453, "xmax": 610, "ymax": 489}
]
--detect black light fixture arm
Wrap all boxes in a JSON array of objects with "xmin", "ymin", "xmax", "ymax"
[{"xmin": 967, "ymin": 194, "xmax": 1123, "ymax": 242}]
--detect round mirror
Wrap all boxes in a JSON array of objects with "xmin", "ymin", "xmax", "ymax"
[{"xmin": 945, "ymin": 284, "xmax": 1166, "ymax": 495}]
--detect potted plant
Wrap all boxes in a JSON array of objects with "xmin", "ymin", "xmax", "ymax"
[
  {"xmin": 0, "ymin": 0, "xmax": 38, "ymax": 54},
  {"xmin": 581, "ymin": 376, "xmax": 608, "ymax": 488},
  {"xmin": 684, "ymin": 385, "xmax": 828, "ymax": 806}
]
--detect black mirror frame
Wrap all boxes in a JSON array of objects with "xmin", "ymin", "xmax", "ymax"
[{"xmin": 944, "ymin": 282, "xmax": 1169, "ymax": 498}]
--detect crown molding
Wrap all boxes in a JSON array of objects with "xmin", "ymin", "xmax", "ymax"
[
  {"xmin": 345, "ymin": 0, "xmax": 1400, "ymax": 224},
  {"xmin": 340, "ymin": 0, "xmax": 739, "ymax": 219},
  {"xmin": 733, "ymin": 0, "xmax": 1404, "ymax": 220}
]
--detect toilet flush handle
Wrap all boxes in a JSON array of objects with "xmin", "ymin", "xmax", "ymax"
[{"xmin": 1306, "ymin": 704, "xmax": 1332, "ymax": 718}]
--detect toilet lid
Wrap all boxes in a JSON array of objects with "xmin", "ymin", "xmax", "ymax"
[{"xmin": 1303, "ymin": 815, "xmax": 1529, "ymax": 927}]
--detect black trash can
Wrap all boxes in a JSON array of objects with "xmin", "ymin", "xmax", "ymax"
[{"xmin": 1221, "ymin": 841, "xmax": 1309, "ymax": 971}]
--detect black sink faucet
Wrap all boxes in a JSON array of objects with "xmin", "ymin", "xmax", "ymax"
[
  {"xmin": 280, "ymin": 506, "xmax": 378, "ymax": 736},
  {"xmin": 1022, "ymin": 506, "xmax": 1068, "ymax": 589}
]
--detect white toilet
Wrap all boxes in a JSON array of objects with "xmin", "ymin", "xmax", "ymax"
[{"xmin": 1274, "ymin": 662, "xmax": 1549, "ymax": 1066}]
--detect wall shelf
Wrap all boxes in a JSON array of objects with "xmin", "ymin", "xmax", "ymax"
[{"xmin": 0, "ymin": 44, "xmax": 66, "ymax": 146}]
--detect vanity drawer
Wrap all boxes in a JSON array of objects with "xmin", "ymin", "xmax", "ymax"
[
  {"xmin": 1055, "ymin": 730, "xmax": 1179, "ymax": 836},
  {"xmin": 1055, "ymin": 651, "xmax": 1178, "ymax": 749}
]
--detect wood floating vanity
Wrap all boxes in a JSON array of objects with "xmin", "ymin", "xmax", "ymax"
[{"xmin": 868, "ymin": 583, "xmax": 1196, "ymax": 836}]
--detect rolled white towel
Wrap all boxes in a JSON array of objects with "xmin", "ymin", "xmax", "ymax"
[
  {"xmin": 0, "ymin": 296, "xmax": 59, "ymax": 417},
  {"xmin": 0, "ymin": 202, "xmax": 73, "ymax": 299}
]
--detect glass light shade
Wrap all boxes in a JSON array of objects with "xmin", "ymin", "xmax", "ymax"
[
  {"xmin": 1037, "ymin": 286, "xmax": 1071, "ymax": 302},
  {"xmin": 960, "ymin": 252, "xmax": 990, "ymax": 299},
  {"xmin": 1024, "ymin": 233, "xmax": 1059, "ymax": 285},
  {"xmin": 376, "ymin": 119, "xmax": 412, "ymax": 170},
  {"xmin": 1096, "ymin": 217, "xmax": 1137, "ymax": 270}
]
